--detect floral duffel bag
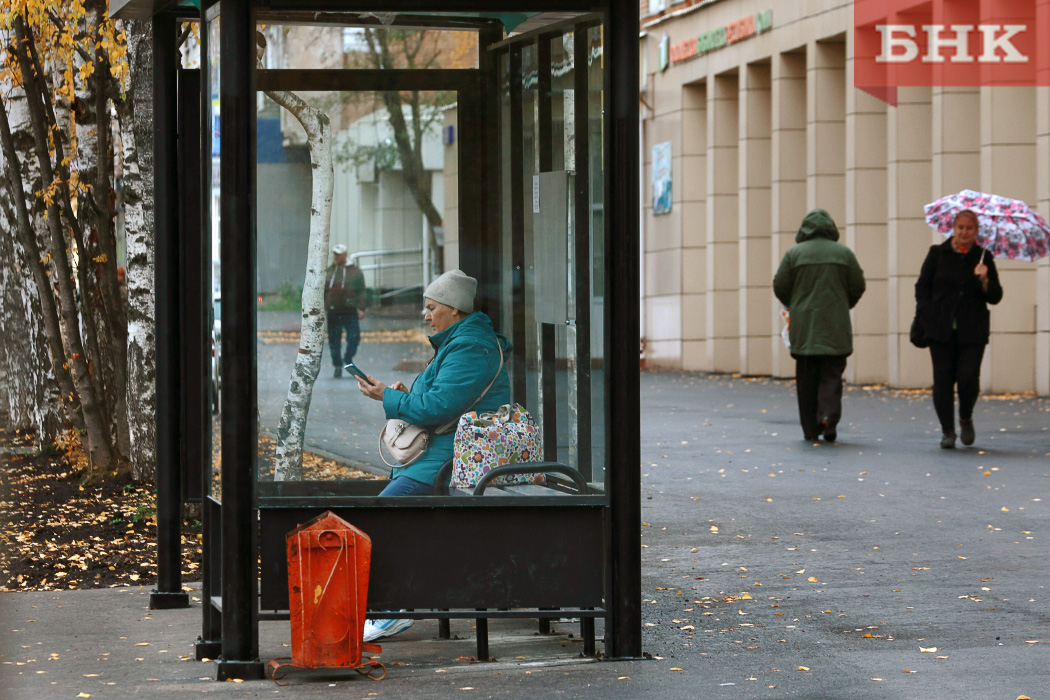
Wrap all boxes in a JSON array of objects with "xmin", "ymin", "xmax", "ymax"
[{"xmin": 451, "ymin": 403, "xmax": 546, "ymax": 491}]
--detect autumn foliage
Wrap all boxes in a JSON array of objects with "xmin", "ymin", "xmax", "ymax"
[{"xmin": 0, "ymin": 0, "xmax": 145, "ymax": 481}]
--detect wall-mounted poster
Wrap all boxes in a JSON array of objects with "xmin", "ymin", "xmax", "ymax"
[{"xmin": 652, "ymin": 141, "xmax": 672, "ymax": 216}]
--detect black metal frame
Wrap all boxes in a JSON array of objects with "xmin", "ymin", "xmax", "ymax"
[{"xmin": 126, "ymin": 0, "xmax": 641, "ymax": 678}]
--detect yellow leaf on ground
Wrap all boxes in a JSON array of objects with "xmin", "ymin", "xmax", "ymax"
[
  {"xmin": 797, "ymin": 666, "xmax": 810, "ymax": 671},
  {"xmin": 669, "ymin": 668, "xmax": 683, "ymax": 672},
  {"xmin": 808, "ymin": 577, "xmax": 819, "ymax": 583},
  {"xmin": 919, "ymin": 647, "xmax": 937, "ymax": 653}
]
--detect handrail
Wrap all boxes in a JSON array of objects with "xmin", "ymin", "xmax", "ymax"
[
  {"xmin": 432, "ymin": 459, "xmax": 590, "ymax": 496},
  {"xmin": 349, "ymin": 247, "xmax": 422, "ymax": 265}
]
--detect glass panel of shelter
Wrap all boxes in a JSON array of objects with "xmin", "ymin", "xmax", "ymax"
[
  {"xmin": 207, "ymin": 13, "xmax": 608, "ymax": 497},
  {"xmin": 496, "ymin": 23, "xmax": 606, "ymax": 492},
  {"xmin": 206, "ymin": 7, "xmax": 221, "ymax": 501}
]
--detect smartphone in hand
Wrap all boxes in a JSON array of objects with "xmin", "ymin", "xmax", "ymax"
[{"xmin": 343, "ymin": 363, "xmax": 375, "ymax": 386}]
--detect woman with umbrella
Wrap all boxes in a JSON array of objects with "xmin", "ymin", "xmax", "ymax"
[{"xmin": 915, "ymin": 209, "xmax": 1003, "ymax": 449}]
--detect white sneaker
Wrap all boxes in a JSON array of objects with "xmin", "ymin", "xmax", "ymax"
[{"xmin": 363, "ymin": 617, "xmax": 413, "ymax": 642}]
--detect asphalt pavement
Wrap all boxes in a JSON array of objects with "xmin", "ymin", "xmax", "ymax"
[{"xmin": 2, "ymin": 344, "xmax": 1049, "ymax": 699}]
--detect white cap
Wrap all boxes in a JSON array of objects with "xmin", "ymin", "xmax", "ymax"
[{"xmin": 332, "ymin": 244, "xmax": 348, "ymax": 255}]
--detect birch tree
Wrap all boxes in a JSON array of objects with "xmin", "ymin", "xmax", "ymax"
[
  {"xmin": 0, "ymin": 0, "xmax": 144, "ymax": 480},
  {"xmin": 120, "ymin": 18, "xmax": 156, "ymax": 483},
  {"xmin": 257, "ymin": 32, "xmax": 333, "ymax": 481}
]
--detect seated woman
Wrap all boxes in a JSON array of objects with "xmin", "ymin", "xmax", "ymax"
[{"xmin": 356, "ymin": 269, "xmax": 511, "ymax": 641}]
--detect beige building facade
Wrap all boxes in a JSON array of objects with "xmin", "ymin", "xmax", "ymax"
[{"xmin": 639, "ymin": 0, "xmax": 1050, "ymax": 393}]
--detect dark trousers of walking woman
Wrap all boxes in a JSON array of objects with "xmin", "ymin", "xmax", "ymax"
[
  {"xmin": 795, "ymin": 355, "xmax": 847, "ymax": 440},
  {"xmin": 929, "ymin": 330, "xmax": 985, "ymax": 434}
]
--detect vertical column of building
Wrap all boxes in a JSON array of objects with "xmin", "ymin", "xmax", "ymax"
[
  {"xmin": 642, "ymin": 67, "xmax": 685, "ymax": 367},
  {"xmin": 844, "ymin": 32, "xmax": 888, "ymax": 384},
  {"xmin": 680, "ymin": 83, "xmax": 708, "ymax": 370},
  {"xmin": 886, "ymin": 87, "xmax": 932, "ymax": 388},
  {"xmin": 980, "ymin": 86, "xmax": 1038, "ymax": 393},
  {"xmin": 1036, "ymin": 3, "xmax": 1050, "ymax": 394},
  {"xmin": 705, "ymin": 71, "xmax": 740, "ymax": 371},
  {"xmin": 1037, "ymin": 86, "xmax": 1050, "ymax": 394},
  {"xmin": 769, "ymin": 51, "xmax": 806, "ymax": 378},
  {"xmin": 737, "ymin": 62, "xmax": 772, "ymax": 376},
  {"xmin": 806, "ymin": 39, "xmax": 846, "ymax": 222}
]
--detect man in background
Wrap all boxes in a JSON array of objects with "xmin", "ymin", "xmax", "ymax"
[
  {"xmin": 326, "ymin": 244, "xmax": 367, "ymax": 378},
  {"xmin": 773, "ymin": 209, "xmax": 866, "ymax": 443}
]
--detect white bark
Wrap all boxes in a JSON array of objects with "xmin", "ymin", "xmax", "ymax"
[
  {"xmin": 122, "ymin": 20, "xmax": 157, "ymax": 483},
  {"xmin": 259, "ymin": 36, "xmax": 333, "ymax": 481},
  {"xmin": 0, "ymin": 175, "xmax": 59, "ymax": 439},
  {"xmin": 0, "ymin": 67, "xmax": 81, "ymax": 438}
]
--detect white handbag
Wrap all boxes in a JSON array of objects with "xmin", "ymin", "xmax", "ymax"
[
  {"xmin": 378, "ymin": 419, "xmax": 431, "ymax": 468},
  {"xmin": 378, "ymin": 345, "xmax": 504, "ymax": 469}
]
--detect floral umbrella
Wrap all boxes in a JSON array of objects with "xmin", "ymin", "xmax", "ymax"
[{"xmin": 923, "ymin": 189, "xmax": 1050, "ymax": 262}]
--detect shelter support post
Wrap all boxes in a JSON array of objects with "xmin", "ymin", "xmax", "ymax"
[
  {"xmin": 150, "ymin": 10, "xmax": 189, "ymax": 612},
  {"xmin": 605, "ymin": 0, "xmax": 642, "ymax": 659},
  {"xmin": 216, "ymin": 0, "xmax": 263, "ymax": 680}
]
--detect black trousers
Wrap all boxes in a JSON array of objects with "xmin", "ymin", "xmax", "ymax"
[
  {"xmin": 794, "ymin": 355, "xmax": 848, "ymax": 439},
  {"xmin": 929, "ymin": 332, "xmax": 985, "ymax": 434},
  {"xmin": 327, "ymin": 312, "xmax": 361, "ymax": 367}
]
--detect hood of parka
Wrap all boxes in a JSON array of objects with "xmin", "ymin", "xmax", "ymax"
[{"xmin": 796, "ymin": 208, "xmax": 840, "ymax": 244}]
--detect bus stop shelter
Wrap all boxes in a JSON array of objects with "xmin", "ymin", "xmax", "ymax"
[{"xmin": 110, "ymin": 0, "xmax": 640, "ymax": 681}]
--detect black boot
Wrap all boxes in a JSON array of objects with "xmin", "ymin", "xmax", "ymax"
[
  {"xmin": 334, "ymin": 366, "xmax": 342, "ymax": 378},
  {"xmin": 959, "ymin": 419, "xmax": 975, "ymax": 446},
  {"xmin": 820, "ymin": 417, "xmax": 837, "ymax": 443},
  {"xmin": 940, "ymin": 432, "xmax": 956, "ymax": 449}
]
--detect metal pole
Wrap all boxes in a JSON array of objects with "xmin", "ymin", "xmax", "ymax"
[
  {"xmin": 605, "ymin": 0, "xmax": 642, "ymax": 659},
  {"xmin": 217, "ymin": 0, "xmax": 263, "ymax": 680},
  {"xmin": 149, "ymin": 11, "xmax": 189, "ymax": 612}
]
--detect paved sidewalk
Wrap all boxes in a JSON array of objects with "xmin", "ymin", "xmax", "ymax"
[{"xmin": 2, "ymin": 370, "xmax": 1048, "ymax": 699}]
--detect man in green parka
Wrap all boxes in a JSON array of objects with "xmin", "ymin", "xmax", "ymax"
[{"xmin": 774, "ymin": 209, "xmax": 866, "ymax": 443}]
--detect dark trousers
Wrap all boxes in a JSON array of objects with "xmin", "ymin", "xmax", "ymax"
[
  {"xmin": 929, "ymin": 332, "xmax": 985, "ymax": 434},
  {"xmin": 328, "ymin": 312, "xmax": 361, "ymax": 367},
  {"xmin": 794, "ymin": 355, "xmax": 848, "ymax": 439}
]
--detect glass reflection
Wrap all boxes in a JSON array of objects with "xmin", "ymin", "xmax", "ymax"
[
  {"xmin": 207, "ymin": 12, "xmax": 221, "ymax": 500},
  {"xmin": 254, "ymin": 88, "xmax": 454, "ymax": 485}
]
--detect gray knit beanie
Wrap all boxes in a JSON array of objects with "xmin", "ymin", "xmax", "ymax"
[{"xmin": 423, "ymin": 270, "xmax": 477, "ymax": 314}]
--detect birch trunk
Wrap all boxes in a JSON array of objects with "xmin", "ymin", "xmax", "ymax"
[
  {"xmin": 121, "ymin": 19, "xmax": 157, "ymax": 483},
  {"xmin": 11, "ymin": 18, "xmax": 114, "ymax": 471},
  {"xmin": 0, "ymin": 80, "xmax": 81, "ymax": 435},
  {"xmin": 258, "ymin": 34, "xmax": 333, "ymax": 481},
  {"xmin": 0, "ymin": 176, "xmax": 60, "ymax": 440}
]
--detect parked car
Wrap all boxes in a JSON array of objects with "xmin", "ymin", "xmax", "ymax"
[{"xmin": 211, "ymin": 294, "xmax": 221, "ymax": 414}]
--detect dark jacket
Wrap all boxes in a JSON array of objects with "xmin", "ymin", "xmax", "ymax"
[
  {"xmin": 773, "ymin": 209, "xmax": 866, "ymax": 357},
  {"xmin": 382, "ymin": 311, "xmax": 511, "ymax": 486},
  {"xmin": 325, "ymin": 263, "xmax": 366, "ymax": 315},
  {"xmin": 915, "ymin": 239, "xmax": 1002, "ymax": 345}
]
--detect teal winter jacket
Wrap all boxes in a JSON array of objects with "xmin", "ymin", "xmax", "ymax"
[
  {"xmin": 773, "ymin": 209, "xmax": 866, "ymax": 357},
  {"xmin": 382, "ymin": 311, "xmax": 511, "ymax": 487}
]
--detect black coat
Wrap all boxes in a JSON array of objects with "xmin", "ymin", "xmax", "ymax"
[{"xmin": 915, "ymin": 239, "xmax": 1003, "ymax": 346}]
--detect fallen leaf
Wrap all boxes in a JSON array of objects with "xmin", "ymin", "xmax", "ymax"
[
  {"xmin": 797, "ymin": 666, "xmax": 810, "ymax": 671},
  {"xmin": 871, "ymin": 678, "xmax": 884, "ymax": 681},
  {"xmin": 919, "ymin": 647, "xmax": 938, "ymax": 653},
  {"xmin": 669, "ymin": 667, "xmax": 683, "ymax": 672},
  {"xmin": 807, "ymin": 577, "xmax": 819, "ymax": 583},
  {"xmin": 618, "ymin": 676, "xmax": 629, "ymax": 680}
]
